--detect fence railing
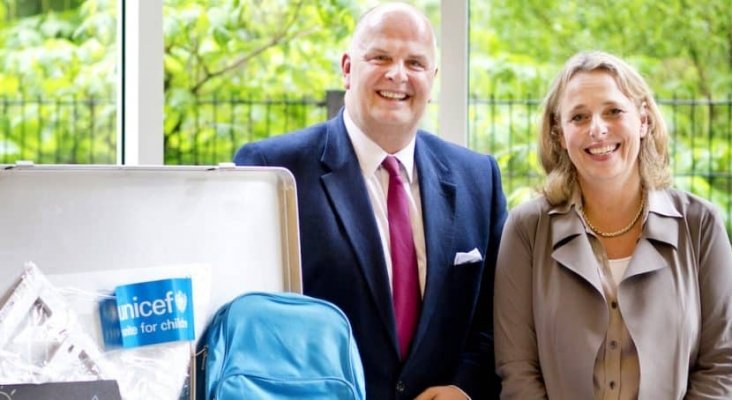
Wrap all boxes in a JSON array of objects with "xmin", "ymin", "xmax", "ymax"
[
  {"xmin": 1, "ymin": 94, "xmax": 730, "ymax": 237},
  {"xmin": 0, "ymin": 96, "xmax": 117, "ymax": 164},
  {"xmin": 469, "ymin": 96, "xmax": 732, "ymax": 193}
]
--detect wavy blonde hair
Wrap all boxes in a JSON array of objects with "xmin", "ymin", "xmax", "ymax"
[{"xmin": 539, "ymin": 51, "xmax": 672, "ymax": 205}]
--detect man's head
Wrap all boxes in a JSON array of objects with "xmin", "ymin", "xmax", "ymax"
[{"xmin": 341, "ymin": 2, "xmax": 437, "ymax": 153}]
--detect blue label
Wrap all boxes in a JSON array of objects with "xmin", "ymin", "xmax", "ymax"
[{"xmin": 99, "ymin": 278, "xmax": 195, "ymax": 348}]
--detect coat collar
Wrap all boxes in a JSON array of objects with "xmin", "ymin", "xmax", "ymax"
[
  {"xmin": 548, "ymin": 188, "xmax": 683, "ymax": 291},
  {"xmin": 642, "ymin": 189, "xmax": 682, "ymax": 249},
  {"xmin": 548, "ymin": 202, "xmax": 606, "ymax": 297},
  {"xmin": 626, "ymin": 189, "xmax": 682, "ymax": 278}
]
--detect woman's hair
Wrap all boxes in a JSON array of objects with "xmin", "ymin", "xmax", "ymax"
[{"xmin": 538, "ymin": 51, "xmax": 672, "ymax": 205}]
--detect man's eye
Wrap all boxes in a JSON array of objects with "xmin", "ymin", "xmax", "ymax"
[{"xmin": 409, "ymin": 60, "xmax": 425, "ymax": 68}]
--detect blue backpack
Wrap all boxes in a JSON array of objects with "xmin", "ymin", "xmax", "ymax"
[{"xmin": 196, "ymin": 292, "xmax": 365, "ymax": 400}]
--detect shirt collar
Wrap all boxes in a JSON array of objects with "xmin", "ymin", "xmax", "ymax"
[{"xmin": 344, "ymin": 109, "xmax": 417, "ymax": 182}]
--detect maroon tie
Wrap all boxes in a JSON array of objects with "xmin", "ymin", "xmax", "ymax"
[{"xmin": 382, "ymin": 155, "xmax": 421, "ymax": 360}]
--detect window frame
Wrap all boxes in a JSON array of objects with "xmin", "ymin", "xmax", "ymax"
[{"xmin": 120, "ymin": 0, "xmax": 469, "ymax": 165}]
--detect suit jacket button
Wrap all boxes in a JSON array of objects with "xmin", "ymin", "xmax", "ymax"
[{"xmin": 396, "ymin": 381, "xmax": 406, "ymax": 393}]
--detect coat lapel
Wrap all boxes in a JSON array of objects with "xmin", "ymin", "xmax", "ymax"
[
  {"xmin": 319, "ymin": 115, "xmax": 396, "ymax": 342},
  {"xmin": 626, "ymin": 189, "xmax": 681, "ymax": 279},
  {"xmin": 550, "ymin": 209, "xmax": 606, "ymax": 298},
  {"xmin": 409, "ymin": 135, "xmax": 456, "ymax": 353}
]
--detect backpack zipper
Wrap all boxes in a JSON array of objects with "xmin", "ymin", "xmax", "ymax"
[{"xmin": 201, "ymin": 344, "xmax": 208, "ymax": 371}]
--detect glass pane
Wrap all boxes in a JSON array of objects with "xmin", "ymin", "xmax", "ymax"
[
  {"xmin": 468, "ymin": 0, "xmax": 732, "ymax": 235},
  {"xmin": 163, "ymin": 0, "xmax": 440, "ymax": 166},
  {"xmin": 0, "ymin": 0, "xmax": 118, "ymax": 164}
]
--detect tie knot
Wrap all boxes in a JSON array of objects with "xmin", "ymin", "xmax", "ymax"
[{"xmin": 382, "ymin": 155, "xmax": 401, "ymax": 178}]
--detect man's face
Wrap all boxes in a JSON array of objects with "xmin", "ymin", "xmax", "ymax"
[{"xmin": 341, "ymin": 7, "xmax": 437, "ymax": 141}]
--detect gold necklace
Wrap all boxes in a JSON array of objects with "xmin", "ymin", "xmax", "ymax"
[{"xmin": 581, "ymin": 193, "xmax": 645, "ymax": 238}]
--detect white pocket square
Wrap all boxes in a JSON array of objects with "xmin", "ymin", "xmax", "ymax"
[{"xmin": 453, "ymin": 248, "xmax": 483, "ymax": 265}]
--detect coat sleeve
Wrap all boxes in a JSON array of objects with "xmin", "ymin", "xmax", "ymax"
[
  {"xmin": 686, "ymin": 205, "xmax": 732, "ymax": 398},
  {"xmin": 494, "ymin": 203, "xmax": 549, "ymax": 399}
]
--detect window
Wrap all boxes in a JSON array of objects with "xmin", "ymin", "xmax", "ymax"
[
  {"xmin": 162, "ymin": 0, "xmax": 440, "ymax": 165},
  {"xmin": 0, "ymin": 0, "xmax": 118, "ymax": 164},
  {"xmin": 468, "ymin": 0, "xmax": 732, "ymax": 234}
]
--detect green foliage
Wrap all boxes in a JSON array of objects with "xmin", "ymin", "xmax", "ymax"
[
  {"xmin": 0, "ymin": 0, "xmax": 116, "ymax": 163},
  {"xmin": 470, "ymin": 0, "xmax": 732, "ymax": 98},
  {"xmin": 0, "ymin": 0, "xmax": 729, "ymax": 237},
  {"xmin": 469, "ymin": 0, "xmax": 732, "ymax": 237},
  {"xmin": 162, "ymin": 0, "xmax": 359, "ymax": 163}
]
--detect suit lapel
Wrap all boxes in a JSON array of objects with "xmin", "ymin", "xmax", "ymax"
[
  {"xmin": 409, "ymin": 136, "xmax": 457, "ymax": 354},
  {"xmin": 319, "ymin": 114, "xmax": 396, "ymax": 342}
]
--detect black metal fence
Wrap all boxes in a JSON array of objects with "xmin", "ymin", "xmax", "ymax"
[
  {"xmin": 0, "ymin": 96, "xmax": 117, "ymax": 164},
  {"xmin": 1, "ymin": 94, "xmax": 730, "ymax": 237},
  {"xmin": 469, "ymin": 96, "xmax": 732, "ymax": 196}
]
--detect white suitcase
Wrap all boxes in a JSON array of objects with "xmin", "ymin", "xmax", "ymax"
[{"xmin": 0, "ymin": 163, "xmax": 302, "ymax": 399}]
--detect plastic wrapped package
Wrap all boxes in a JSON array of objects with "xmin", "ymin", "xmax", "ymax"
[
  {"xmin": 0, "ymin": 263, "xmax": 111, "ymax": 384},
  {"xmin": 0, "ymin": 263, "xmax": 196, "ymax": 400}
]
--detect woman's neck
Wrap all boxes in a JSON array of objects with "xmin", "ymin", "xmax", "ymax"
[
  {"xmin": 578, "ymin": 179, "xmax": 645, "ymax": 259},
  {"xmin": 579, "ymin": 178, "xmax": 643, "ymax": 222}
]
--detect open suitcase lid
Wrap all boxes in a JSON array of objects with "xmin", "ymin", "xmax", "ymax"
[{"xmin": 0, "ymin": 163, "xmax": 302, "ymax": 328}]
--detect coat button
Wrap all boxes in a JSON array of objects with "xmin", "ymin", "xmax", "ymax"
[
  {"xmin": 611, "ymin": 301, "xmax": 618, "ymax": 309},
  {"xmin": 396, "ymin": 381, "xmax": 405, "ymax": 393}
]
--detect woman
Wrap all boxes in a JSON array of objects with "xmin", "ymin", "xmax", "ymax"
[{"xmin": 494, "ymin": 51, "xmax": 732, "ymax": 399}]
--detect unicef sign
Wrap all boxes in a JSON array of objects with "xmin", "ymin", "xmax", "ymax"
[{"xmin": 100, "ymin": 278, "xmax": 195, "ymax": 348}]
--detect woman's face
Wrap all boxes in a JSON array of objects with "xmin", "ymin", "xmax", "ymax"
[{"xmin": 557, "ymin": 70, "xmax": 647, "ymax": 193}]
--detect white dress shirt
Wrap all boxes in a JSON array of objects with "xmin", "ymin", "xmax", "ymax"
[{"xmin": 343, "ymin": 109, "xmax": 426, "ymax": 296}]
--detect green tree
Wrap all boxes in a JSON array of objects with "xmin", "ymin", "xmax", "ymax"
[
  {"xmin": 163, "ymin": 0, "xmax": 358, "ymax": 164},
  {"xmin": 469, "ymin": 0, "xmax": 732, "ymax": 234},
  {"xmin": 0, "ymin": 0, "xmax": 116, "ymax": 163}
]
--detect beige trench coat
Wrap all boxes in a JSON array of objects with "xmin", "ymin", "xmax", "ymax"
[{"xmin": 494, "ymin": 188, "xmax": 732, "ymax": 399}]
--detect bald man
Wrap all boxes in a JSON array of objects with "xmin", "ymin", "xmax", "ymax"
[{"xmin": 234, "ymin": 3, "xmax": 506, "ymax": 399}]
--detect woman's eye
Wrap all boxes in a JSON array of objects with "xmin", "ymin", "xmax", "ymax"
[{"xmin": 570, "ymin": 114, "xmax": 585, "ymax": 123}]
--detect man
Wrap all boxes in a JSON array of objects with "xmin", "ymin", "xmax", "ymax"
[{"xmin": 234, "ymin": 3, "xmax": 506, "ymax": 399}]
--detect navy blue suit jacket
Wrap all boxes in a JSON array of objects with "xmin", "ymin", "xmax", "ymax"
[{"xmin": 234, "ymin": 111, "xmax": 507, "ymax": 399}]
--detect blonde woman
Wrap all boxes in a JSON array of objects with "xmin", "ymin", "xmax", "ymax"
[{"xmin": 494, "ymin": 51, "xmax": 732, "ymax": 399}]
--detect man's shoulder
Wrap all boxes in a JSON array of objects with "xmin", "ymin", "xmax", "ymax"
[
  {"xmin": 416, "ymin": 131, "xmax": 498, "ymax": 170},
  {"xmin": 249, "ymin": 120, "xmax": 331, "ymax": 150},
  {"xmin": 234, "ymin": 119, "xmax": 335, "ymax": 165}
]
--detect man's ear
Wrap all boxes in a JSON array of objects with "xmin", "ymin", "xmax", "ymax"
[
  {"xmin": 426, "ymin": 67, "xmax": 439, "ymax": 102},
  {"xmin": 341, "ymin": 53, "xmax": 351, "ymax": 89}
]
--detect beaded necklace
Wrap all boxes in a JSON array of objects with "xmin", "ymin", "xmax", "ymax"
[{"xmin": 581, "ymin": 192, "xmax": 645, "ymax": 238}]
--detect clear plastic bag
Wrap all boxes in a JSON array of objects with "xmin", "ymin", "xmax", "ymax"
[
  {"xmin": 0, "ymin": 263, "xmax": 196, "ymax": 400},
  {"xmin": 0, "ymin": 263, "xmax": 111, "ymax": 384}
]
